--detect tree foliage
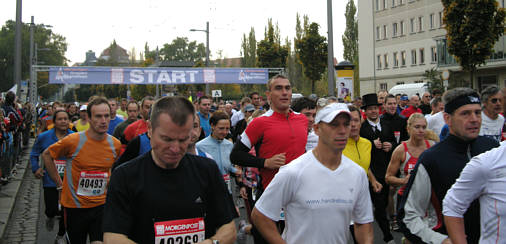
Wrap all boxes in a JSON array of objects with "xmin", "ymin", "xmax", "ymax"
[
  {"xmin": 257, "ymin": 19, "xmax": 289, "ymax": 69},
  {"xmin": 241, "ymin": 27, "xmax": 257, "ymax": 67},
  {"xmin": 342, "ymin": 0, "xmax": 360, "ymax": 97},
  {"xmin": 296, "ymin": 22, "xmax": 327, "ymax": 93},
  {"xmin": 0, "ymin": 20, "xmax": 67, "ymax": 96},
  {"xmin": 442, "ymin": 0, "xmax": 506, "ymax": 86},
  {"xmin": 159, "ymin": 37, "xmax": 206, "ymax": 63},
  {"xmin": 423, "ymin": 68, "xmax": 444, "ymax": 93}
]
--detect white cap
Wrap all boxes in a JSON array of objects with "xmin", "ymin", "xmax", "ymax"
[
  {"xmin": 314, "ymin": 103, "xmax": 351, "ymax": 124},
  {"xmin": 79, "ymin": 105, "xmax": 87, "ymax": 111}
]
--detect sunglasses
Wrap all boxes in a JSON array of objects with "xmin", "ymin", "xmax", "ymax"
[{"xmin": 490, "ymin": 98, "xmax": 502, "ymax": 104}]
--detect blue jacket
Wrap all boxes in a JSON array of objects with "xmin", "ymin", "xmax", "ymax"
[
  {"xmin": 196, "ymin": 136, "xmax": 237, "ymax": 176},
  {"xmin": 108, "ymin": 116, "xmax": 124, "ymax": 135},
  {"xmin": 30, "ymin": 128, "xmax": 74, "ymax": 187},
  {"xmin": 198, "ymin": 112, "xmax": 211, "ymax": 137}
]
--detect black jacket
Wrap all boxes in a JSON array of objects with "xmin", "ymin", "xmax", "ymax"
[
  {"xmin": 360, "ymin": 119, "xmax": 395, "ymax": 181},
  {"xmin": 380, "ymin": 112, "xmax": 409, "ymax": 146}
]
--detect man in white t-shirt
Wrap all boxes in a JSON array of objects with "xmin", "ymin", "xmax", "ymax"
[
  {"xmin": 251, "ymin": 103, "xmax": 374, "ymax": 244},
  {"xmin": 479, "ymin": 85, "xmax": 504, "ymax": 142},
  {"xmin": 427, "ymin": 97, "xmax": 446, "ymax": 136}
]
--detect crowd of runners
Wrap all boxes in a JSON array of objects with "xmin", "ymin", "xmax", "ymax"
[{"xmin": 2, "ymin": 74, "xmax": 505, "ymax": 244}]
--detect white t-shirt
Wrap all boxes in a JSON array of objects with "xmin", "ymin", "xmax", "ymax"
[
  {"xmin": 254, "ymin": 151, "xmax": 374, "ymax": 244},
  {"xmin": 479, "ymin": 112, "xmax": 504, "ymax": 142},
  {"xmin": 305, "ymin": 130, "xmax": 318, "ymax": 151},
  {"xmin": 443, "ymin": 143, "xmax": 506, "ymax": 244},
  {"xmin": 427, "ymin": 111, "xmax": 445, "ymax": 136}
]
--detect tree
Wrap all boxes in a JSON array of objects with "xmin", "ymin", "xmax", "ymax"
[
  {"xmin": 159, "ymin": 37, "xmax": 206, "ymax": 63},
  {"xmin": 342, "ymin": 0, "xmax": 360, "ymax": 97},
  {"xmin": 296, "ymin": 22, "xmax": 327, "ymax": 93},
  {"xmin": 241, "ymin": 27, "xmax": 257, "ymax": 67},
  {"xmin": 442, "ymin": 0, "xmax": 506, "ymax": 87},
  {"xmin": 423, "ymin": 68, "xmax": 444, "ymax": 93},
  {"xmin": 0, "ymin": 20, "xmax": 67, "ymax": 95},
  {"xmin": 257, "ymin": 19, "xmax": 289, "ymax": 69}
]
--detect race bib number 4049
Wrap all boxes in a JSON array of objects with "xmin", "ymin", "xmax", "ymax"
[
  {"xmin": 154, "ymin": 218, "xmax": 205, "ymax": 244},
  {"xmin": 76, "ymin": 171, "xmax": 108, "ymax": 196}
]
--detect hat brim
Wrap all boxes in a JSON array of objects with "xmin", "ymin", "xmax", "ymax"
[{"xmin": 361, "ymin": 103, "xmax": 382, "ymax": 110}]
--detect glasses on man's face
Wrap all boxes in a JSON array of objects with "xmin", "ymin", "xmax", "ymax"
[{"xmin": 490, "ymin": 98, "xmax": 502, "ymax": 104}]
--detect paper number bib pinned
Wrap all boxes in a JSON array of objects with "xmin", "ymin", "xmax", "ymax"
[
  {"xmin": 223, "ymin": 174, "xmax": 231, "ymax": 194},
  {"xmin": 55, "ymin": 160, "xmax": 66, "ymax": 177},
  {"xmin": 76, "ymin": 171, "xmax": 108, "ymax": 196},
  {"xmin": 154, "ymin": 218, "xmax": 205, "ymax": 244}
]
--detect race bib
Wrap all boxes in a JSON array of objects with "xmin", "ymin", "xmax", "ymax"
[
  {"xmin": 279, "ymin": 209, "xmax": 285, "ymax": 221},
  {"xmin": 154, "ymin": 218, "xmax": 205, "ymax": 244},
  {"xmin": 76, "ymin": 171, "xmax": 108, "ymax": 196},
  {"xmin": 223, "ymin": 174, "xmax": 231, "ymax": 194},
  {"xmin": 394, "ymin": 131, "xmax": 400, "ymax": 143},
  {"xmin": 55, "ymin": 160, "xmax": 66, "ymax": 177}
]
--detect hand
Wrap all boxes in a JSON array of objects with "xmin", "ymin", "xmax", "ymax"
[
  {"xmin": 402, "ymin": 174, "xmax": 411, "ymax": 185},
  {"xmin": 373, "ymin": 139, "xmax": 383, "ymax": 149},
  {"xmin": 442, "ymin": 238, "xmax": 453, "ymax": 244},
  {"xmin": 382, "ymin": 142, "xmax": 392, "ymax": 152},
  {"xmin": 240, "ymin": 187, "xmax": 248, "ymax": 200},
  {"xmin": 34, "ymin": 168, "xmax": 45, "ymax": 179},
  {"xmin": 372, "ymin": 181, "xmax": 383, "ymax": 193},
  {"xmin": 264, "ymin": 153, "xmax": 286, "ymax": 169}
]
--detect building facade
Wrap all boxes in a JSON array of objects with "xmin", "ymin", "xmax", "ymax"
[{"xmin": 358, "ymin": 0, "xmax": 506, "ymax": 95}]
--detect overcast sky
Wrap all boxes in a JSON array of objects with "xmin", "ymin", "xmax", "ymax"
[{"xmin": 1, "ymin": 0, "xmax": 351, "ymax": 65}]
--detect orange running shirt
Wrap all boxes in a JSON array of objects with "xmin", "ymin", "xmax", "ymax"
[{"xmin": 48, "ymin": 130, "xmax": 121, "ymax": 208}]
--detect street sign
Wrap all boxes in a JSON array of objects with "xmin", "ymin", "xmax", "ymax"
[{"xmin": 212, "ymin": 90, "xmax": 222, "ymax": 98}]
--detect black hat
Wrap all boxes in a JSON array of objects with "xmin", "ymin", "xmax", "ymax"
[{"xmin": 361, "ymin": 93, "xmax": 382, "ymax": 109}]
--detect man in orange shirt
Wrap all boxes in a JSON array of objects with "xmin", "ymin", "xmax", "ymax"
[{"xmin": 43, "ymin": 97, "xmax": 121, "ymax": 244}]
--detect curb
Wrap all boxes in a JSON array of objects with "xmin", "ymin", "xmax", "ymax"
[{"xmin": 0, "ymin": 139, "xmax": 34, "ymax": 241}]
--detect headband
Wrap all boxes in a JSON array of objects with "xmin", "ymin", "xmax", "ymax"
[{"xmin": 444, "ymin": 93, "xmax": 481, "ymax": 114}]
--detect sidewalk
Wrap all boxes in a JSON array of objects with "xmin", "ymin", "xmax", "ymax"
[{"xmin": 0, "ymin": 139, "xmax": 34, "ymax": 241}]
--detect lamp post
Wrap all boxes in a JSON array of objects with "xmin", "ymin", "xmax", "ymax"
[
  {"xmin": 190, "ymin": 21, "xmax": 210, "ymax": 95},
  {"xmin": 327, "ymin": 0, "xmax": 335, "ymax": 96},
  {"xmin": 14, "ymin": 0, "xmax": 22, "ymax": 95}
]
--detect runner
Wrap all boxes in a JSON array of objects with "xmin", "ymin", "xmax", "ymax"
[
  {"xmin": 197, "ymin": 95, "xmax": 212, "ymax": 137},
  {"xmin": 252, "ymin": 103, "xmax": 374, "ymax": 244},
  {"xmin": 478, "ymin": 85, "xmax": 504, "ymax": 142},
  {"xmin": 75, "ymin": 105, "xmax": 89, "ymax": 132},
  {"xmin": 443, "ymin": 142, "xmax": 506, "ymax": 243},
  {"xmin": 196, "ymin": 111, "xmax": 238, "ymax": 193},
  {"xmin": 230, "ymin": 74, "xmax": 307, "ymax": 244},
  {"xmin": 397, "ymin": 88, "xmax": 500, "ymax": 244},
  {"xmin": 291, "ymin": 97, "xmax": 317, "ymax": 151},
  {"xmin": 123, "ymin": 96, "xmax": 154, "ymax": 143},
  {"xmin": 30, "ymin": 110, "xmax": 74, "ymax": 244},
  {"xmin": 103, "ymin": 96, "xmax": 237, "ymax": 244},
  {"xmin": 359, "ymin": 93, "xmax": 396, "ymax": 244},
  {"xmin": 107, "ymin": 98, "xmax": 124, "ymax": 135},
  {"xmin": 112, "ymin": 100, "xmax": 139, "ymax": 141},
  {"xmin": 42, "ymin": 97, "xmax": 121, "ymax": 244}
]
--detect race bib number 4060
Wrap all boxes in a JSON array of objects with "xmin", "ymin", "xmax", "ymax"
[
  {"xmin": 154, "ymin": 218, "xmax": 205, "ymax": 244},
  {"xmin": 76, "ymin": 171, "xmax": 108, "ymax": 196}
]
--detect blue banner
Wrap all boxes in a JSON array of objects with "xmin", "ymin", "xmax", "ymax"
[{"xmin": 49, "ymin": 67, "xmax": 269, "ymax": 85}]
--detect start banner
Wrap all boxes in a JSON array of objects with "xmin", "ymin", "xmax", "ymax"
[{"xmin": 49, "ymin": 67, "xmax": 268, "ymax": 85}]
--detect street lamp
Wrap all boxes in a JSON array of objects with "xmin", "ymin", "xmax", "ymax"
[{"xmin": 190, "ymin": 21, "xmax": 210, "ymax": 95}]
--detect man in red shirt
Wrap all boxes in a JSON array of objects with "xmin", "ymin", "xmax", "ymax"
[
  {"xmin": 123, "ymin": 96, "xmax": 154, "ymax": 143},
  {"xmin": 400, "ymin": 95, "xmax": 422, "ymax": 118},
  {"xmin": 231, "ymin": 74, "xmax": 308, "ymax": 244}
]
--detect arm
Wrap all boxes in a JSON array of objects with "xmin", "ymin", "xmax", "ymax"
[
  {"xmin": 402, "ymin": 164, "xmax": 448, "ymax": 244},
  {"xmin": 230, "ymin": 140, "xmax": 265, "ymax": 168},
  {"xmin": 443, "ymin": 156, "xmax": 487, "ymax": 244},
  {"xmin": 42, "ymin": 148, "xmax": 62, "ymax": 188},
  {"xmin": 367, "ymin": 169, "xmax": 382, "ymax": 193},
  {"xmin": 30, "ymin": 135, "xmax": 45, "ymax": 178},
  {"xmin": 353, "ymin": 223, "xmax": 373, "ymax": 244},
  {"xmin": 103, "ymin": 233, "xmax": 136, "ymax": 244},
  {"xmin": 385, "ymin": 146, "xmax": 407, "ymax": 186},
  {"xmin": 251, "ymin": 208, "xmax": 286, "ymax": 244},
  {"xmin": 202, "ymin": 220, "xmax": 236, "ymax": 244}
]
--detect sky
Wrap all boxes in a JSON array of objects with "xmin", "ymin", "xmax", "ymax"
[{"xmin": 1, "ymin": 0, "xmax": 351, "ymax": 65}]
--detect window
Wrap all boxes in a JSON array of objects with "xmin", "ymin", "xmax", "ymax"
[
  {"xmin": 396, "ymin": 81, "xmax": 405, "ymax": 85},
  {"xmin": 380, "ymin": 83, "xmax": 388, "ymax": 90},
  {"xmin": 401, "ymin": 51, "xmax": 406, "ymax": 66},
  {"xmin": 411, "ymin": 49, "xmax": 417, "ymax": 65},
  {"xmin": 377, "ymin": 55, "xmax": 382, "ymax": 69},
  {"xmin": 393, "ymin": 52, "xmax": 399, "ymax": 67},
  {"xmin": 400, "ymin": 21, "xmax": 405, "ymax": 35},
  {"xmin": 430, "ymin": 13, "xmax": 435, "ymax": 29},
  {"xmin": 384, "ymin": 54, "xmax": 389, "ymax": 68},
  {"xmin": 431, "ymin": 46, "xmax": 437, "ymax": 63},
  {"xmin": 376, "ymin": 0, "xmax": 380, "ymax": 11},
  {"xmin": 419, "ymin": 48, "xmax": 425, "ymax": 64},
  {"xmin": 418, "ymin": 16, "xmax": 424, "ymax": 32},
  {"xmin": 383, "ymin": 0, "xmax": 387, "ymax": 9},
  {"xmin": 383, "ymin": 25, "xmax": 388, "ymax": 39},
  {"xmin": 392, "ymin": 0, "xmax": 396, "ymax": 7},
  {"xmin": 439, "ymin": 11, "xmax": 444, "ymax": 27},
  {"xmin": 410, "ymin": 18, "xmax": 415, "ymax": 33},
  {"xmin": 376, "ymin": 26, "xmax": 380, "ymax": 40},
  {"xmin": 393, "ymin": 23, "xmax": 398, "ymax": 37},
  {"xmin": 400, "ymin": 0, "xmax": 404, "ymax": 4}
]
